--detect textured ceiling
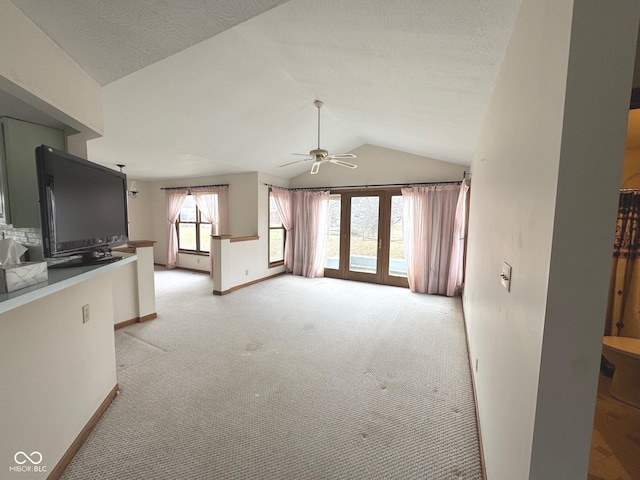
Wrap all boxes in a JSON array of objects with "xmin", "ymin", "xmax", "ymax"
[
  {"xmin": 7, "ymin": 0, "xmax": 524, "ymax": 180},
  {"xmin": 10, "ymin": 0, "xmax": 291, "ymax": 85}
]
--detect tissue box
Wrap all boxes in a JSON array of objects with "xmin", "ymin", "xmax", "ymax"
[{"xmin": 0, "ymin": 262, "xmax": 48, "ymax": 293}]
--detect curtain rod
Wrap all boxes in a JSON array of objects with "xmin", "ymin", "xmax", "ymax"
[
  {"xmin": 263, "ymin": 180, "xmax": 462, "ymax": 191},
  {"xmin": 161, "ymin": 183, "xmax": 229, "ymax": 191},
  {"xmin": 621, "ymin": 188, "xmax": 640, "ymax": 192}
]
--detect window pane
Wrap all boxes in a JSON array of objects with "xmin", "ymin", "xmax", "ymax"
[
  {"xmin": 349, "ymin": 196, "xmax": 379, "ymax": 274},
  {"xmin": 270, "ymin": 228, "xmax": 284, "ymax": 262},
  {"xmin": 325, "ymin": 194, "xmax": 341, "ymax": 269},
  {"xmin": 179, "ymin": 223, "xmax": 197, "ymax": 250},
  {"xmin": 389, "ymin": 195, "xmax": 407, "ymax": 277},
  {"xmin": 200, "ymin": 223, "xmax": 212, "ymax": 253},
  {"xmin": 269, "ymin": 194, "xmax": 283, "ymax": 228},
  {"xmin": 180, "ymin": 195, "xmax": 197, "ymax": 222}
]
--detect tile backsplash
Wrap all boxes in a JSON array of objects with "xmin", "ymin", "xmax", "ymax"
[{"xmin": 0, "ymin": 225, "xmax": 43, "ymax": 261}]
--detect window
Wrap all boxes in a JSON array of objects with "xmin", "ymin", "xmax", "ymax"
[
  {"xmin": 177, "ymin": 195, "xmax": 212, "ymax": 254},
  {"xmin": 269, "ymin": 190, "xmax": 285, "ymax": 266}
]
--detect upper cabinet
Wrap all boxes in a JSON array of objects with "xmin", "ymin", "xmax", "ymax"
[{"xmin": 0, "ymin": 117, "xmax": 65, "ymax": 227}]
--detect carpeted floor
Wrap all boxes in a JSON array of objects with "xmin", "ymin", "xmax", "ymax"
[{"xmin": 60, "ymin": 269, "xmax": 482, "ymax": 479}]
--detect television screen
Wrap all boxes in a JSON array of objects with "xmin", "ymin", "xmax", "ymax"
[{"xmin": 35, "ymin": 145, "xmax": 128, "ymax": 265}]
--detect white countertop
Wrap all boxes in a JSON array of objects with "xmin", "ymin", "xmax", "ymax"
[{"xmin": 0, "ymin": 253, "xmax": 137, "ymax": 314}]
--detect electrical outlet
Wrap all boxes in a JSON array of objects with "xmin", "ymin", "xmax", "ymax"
[
  {"xmin": 245, "ymin": 269, "xmax": 249, "ymax": 276},
  {"xmin": 475, "ymin": 358, "xmax": 478, "ymax": 373},
  {"xmin": 82, "ymin": 304, "xmax": 90, "ymax": 323}
]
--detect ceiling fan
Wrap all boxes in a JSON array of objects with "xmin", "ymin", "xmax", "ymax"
[{"xmin": 279, "ymin": 100, "xmax": 357, "ymax": 175}]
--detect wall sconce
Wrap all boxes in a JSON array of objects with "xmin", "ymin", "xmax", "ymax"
[
  {"xmin": 116, "ymin": 164, "xmax": 138, "ymax": 198},
  {"xmin": 129, "ymin": 181, "xmax": 138, "ymax": 199}
]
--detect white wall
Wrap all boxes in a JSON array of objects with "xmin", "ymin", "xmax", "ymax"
[
  {"xmin": 228, "ymin": 238, "xmax": 283, "ymax": 287},
  {"xmin": 226, "ymin": 172, "xmax": 291, "ymax": 286},
  {"xmin": 140, "ymin": 172, "xmax": 288, "ymax": 274},
  {"xmin": 111, "ymin": 260, "xmax": 139, "ymax": 324},
  {"xmin": 228, "ymin": 172, "xmax": 259, "ymax": 236},
  {"xmin": 146, "ymin": 173, "xmax": 251, "ymax": 268},
  {"xmin": 0, "ymin": 0, "xmax": 103, "ymax": 137},
  {"xmin": 0, "ymin": 272, "xmax": 118, "ymax": 477},
  {"xmin": 182, "ymin": 172, "xmax": 289, "ymax": 284},
  {"xmin": 290, "ymin": 144, "xmax": 467, "ymax": 188},
  {"xmin": 126, "ymin": 180, "xmax": 155, "ymax": 242},
  {"xmin": 463, "ymin": 1, "xmax": 639, "ymax": 479}
]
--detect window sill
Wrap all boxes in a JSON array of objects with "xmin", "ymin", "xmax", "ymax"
[
  {"xmin": 269, "ymin": 260, "xmax": 284, "ymax": 268},
  {"xmin": 178, "ymin": 250, "xmax": 209, "ymax": 257}
]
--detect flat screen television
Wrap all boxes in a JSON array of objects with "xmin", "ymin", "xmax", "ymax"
[{"xmin": 35, "ymin": 145, "xmax": 129, "ymax": 267}]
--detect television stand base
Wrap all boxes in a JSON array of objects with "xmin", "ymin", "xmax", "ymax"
[{"xmin": 48, "ymin": 255, "xmax": 123, "ymax": 269}]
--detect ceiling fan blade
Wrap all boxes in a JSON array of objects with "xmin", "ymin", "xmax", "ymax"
[
  {"xmin": 328, "ymin": 153, "xmax": 357, "ymax": 159},
  {"xmin": 328, "ymin": 159, "xmax": 357, "ymax": 169},
  {"xmin": 310, "ymin": 161, "xmax": 322, "ymax": 175},
  {"xmin": 278, "ymin": 158, "xmax": 312, "ymax": 167}
]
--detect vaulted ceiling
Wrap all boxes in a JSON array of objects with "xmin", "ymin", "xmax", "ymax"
[{"xmin": 5, "ymin": 0, "xmax": 526, "ymax": 180}]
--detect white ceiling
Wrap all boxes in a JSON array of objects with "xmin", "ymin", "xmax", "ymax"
[{"xmin": 6, "ymin": 0, "xmax": 524, "ymax": 180}]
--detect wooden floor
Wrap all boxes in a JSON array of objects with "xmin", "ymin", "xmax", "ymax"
[{"xmin": 588, "ymin": 372, "xmax": 640, "ymax": 480}]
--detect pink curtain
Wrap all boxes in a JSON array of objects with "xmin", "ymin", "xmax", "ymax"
[
  {"xmin": 165, "ymin": 189, "xmax": 188, "ymax": 269},
  {"xmin": 271, "ymin": 187, "xmax": 294, "ymax": 271},
  {"xmin": 291, "ymin": 190, "xmax": 329, "ymax": 278},
  {"xmin": 402, "ymin": 184, "xmax": 461, "ymax": 295},
  {"xmin": 270, "ymin": 187, "xmax": 328, "ymax": 277},
  {"xmin": 192, "ymin": 186, "xmax": 229, "ymax": 275},
  {"xmin": 447, "ymin": 179, "xmax": 470, "ymax": 296}
]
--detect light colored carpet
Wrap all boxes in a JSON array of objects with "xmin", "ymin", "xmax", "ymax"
[{"xmin": 60, "ymin": 269, "xmax": 482, "ymax": 479}]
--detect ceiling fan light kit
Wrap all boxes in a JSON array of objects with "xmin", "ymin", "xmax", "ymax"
[{"xmin": 279, "ymin": 100, "xmax": 357, "ymax": 174}]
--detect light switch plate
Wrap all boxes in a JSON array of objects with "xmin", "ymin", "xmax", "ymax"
[{"xmin": 501, "ymin": 263, "xmax": 512, "ymax": 292}]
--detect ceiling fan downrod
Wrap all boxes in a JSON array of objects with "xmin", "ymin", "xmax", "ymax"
[
  {"xmin": 277, "ymin": 99, "xmax": 357, "ymax": 174},
  {"xmin": 315, "ymin": 99, "xmax": 323, "ymax": 149}
]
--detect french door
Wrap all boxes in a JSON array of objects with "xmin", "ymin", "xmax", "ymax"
[{"xmin": 324, "ymin": 189, "xmax": 408, "ymax": 287}]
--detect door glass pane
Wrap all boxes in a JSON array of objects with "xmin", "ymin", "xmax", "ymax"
[
  {"xmin": 389, "ymin": 195, "xmax": 407, "ymax": 277},
  {"xmin": 200, "ymin": 223, "xmax": 212, "ymax": 253},
  {"xmin": 349, "ymin": 196, "xmax": 379, "ymax": 274},
  {"xmin": 325, "ymin": 194, "xmax": 341, "ymax": 269}
]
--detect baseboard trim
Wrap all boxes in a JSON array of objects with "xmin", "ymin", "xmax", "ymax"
[
  {"xmin": 47, "ymin": 384, "xmax": 119, "ymax": 480},
  {"xmin": 114, "ymin": 318, "xmax": 137, "ymax": 330},
  {"xmin": 114, "ymin": 312, "xmax": 157, "ymax": 330},
  {"xmin": 230, "ymin": 271, "xmax": 286, "ymax": 292},
  {"xmin": 212, "ymin": 272, "xmax": 285, "ymax": 296},
  {"xmin": 139, "ymin": 312, "xmax": 157, "ymax": 322},
  {"xmin": 461, "ymin": 301, "xmax": 487, "ymax": 480},
  {"xmin": 175, "ymin": 266, "xmax": 210, "ymax": 274},
  {"xmin": 156, "ymin": 263, "xmax": 210, "ymax": 274}
]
